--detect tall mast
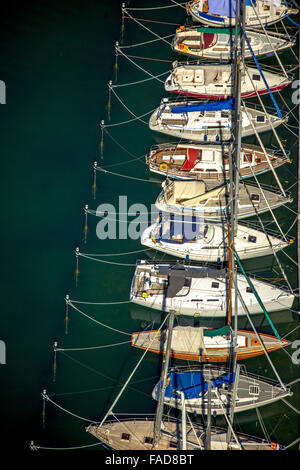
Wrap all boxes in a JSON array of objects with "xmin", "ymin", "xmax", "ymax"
[
  {"xmin": 153, "ymin": 309, "xmax": 175, "ymax": 448},
  {"xmin": 226, "ymin": 0, "xmax": 246, "ymax": 444}
]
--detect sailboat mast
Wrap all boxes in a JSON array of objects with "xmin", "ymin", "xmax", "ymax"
[
  {"xmin": 153, "ymin": 309, "xmax": 175, "ymax": 448},
  {"xmin": 227, "ymin": 0, "xmax": 246, "ymax": 443}
]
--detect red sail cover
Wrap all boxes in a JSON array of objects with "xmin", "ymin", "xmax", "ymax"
[{"xmin": 181, "ymin": 149, "xmax": 199, "ymax": 170}]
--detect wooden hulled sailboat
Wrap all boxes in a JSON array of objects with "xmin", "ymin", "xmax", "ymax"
[
  {"xmin": 131, "ymin": 325, "xmax": 290, "ymax": 362},
  {"xmin": 146, "ymin": 142, "xmax": 289, "ymax": 181},
  {"xmin": 86, "ymin": 414, "xmax": 284, "ymax": 450}
]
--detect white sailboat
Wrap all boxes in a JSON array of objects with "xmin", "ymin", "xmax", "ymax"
[
  {"xmin": 172, "ymin": 25, "xmax": 295, "ymax": 60},
  {"xmin": 130, "ymin": 261, "xmax": 295, "ymax": 317},
  {"xmin": 187, "ymin": 0, "xmax": 298, "ymax": 28},
  {"xmin": 152, "ymin": 366, "xmax": 292, "ymax": 415},
  {"xmin": 141, "ymin": 213, "xmax": 292, "ymax": 262},
  {"xmin": 149, "ymin": 98, "xmax": 287, "ymax": 143},
  {"xmin": 154, "ymin": 179, "xmax": 292, "ymax": 221},
  {"xmin": 165, "ymin": 62, "xmax": 292, "ymax": 100}
]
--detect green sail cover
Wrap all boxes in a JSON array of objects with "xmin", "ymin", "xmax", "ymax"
[
  {"xmin": 204, "ymin": 325, "xmax": 231, "ymax": 337},
  {"xmin": 196, "ymin": 27, "xmax": 241, "ymax": 35}
]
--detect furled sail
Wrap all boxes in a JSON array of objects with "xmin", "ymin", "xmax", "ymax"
[{"xmin": 170, "ymin": 98, "xmax": 235, "ymax": 114}]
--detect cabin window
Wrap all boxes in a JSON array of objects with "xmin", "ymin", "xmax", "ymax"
[
  {"xmin": 211, "ymin": 282, "xmax": 219, "ymax": 288},
  {"xmin": 246, "ymin": 287, "xmax": 253, "ymax": 293},
  {"xmin": 249, "ymin": 385, "xmax": 260, "ymax": 396},
  {"xmin": 221, "ymin": 111, "xmax": 229, "ymax": 118},
  {"xmin": 169, "ymin": 441, "xmax": 178, "ymax": 449},
  {"xmin": 121, "ymin": 433, "xmax": 131, "ymax": 441},
  {"xmin": 252, "ymin": 74, "xmax": 261, "ymax": 81},
  {"xmin": 250, "ymin": 193, "xmax": 260, "ymax": 202},
  {"xmin": 144, "ymin": 437, "xmax": 153, "ymax": 445},
  {"xmin": 256, "ymin": 115, "xmax": 265, "ymax": 123},
  {"xmin": 207, "ymin": 299, "xmax": 219, "ymax": 301},
  {"xmin": 248, "ymin": 235, "xmax": 257, "ymax": 243}
]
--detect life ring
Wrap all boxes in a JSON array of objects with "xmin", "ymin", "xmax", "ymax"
[
  {"xmin": 160, "ymin": 162, "xmax": 168, "ymax": 171},
  {"xmin": 186, "ymin": 2, "xmax": 190, "ymax": 12},
  {"xmin": 152, "ymin": 237, "xmax": 157, "ymax": 244},
  {"xmin": 142, "ymin": 292, "xmax": 148, "ymax": 299}
]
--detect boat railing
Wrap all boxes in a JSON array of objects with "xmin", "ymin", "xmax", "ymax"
[
  {"xmin": 243, "ymin": 180, "xmax": 292, "ymax": 200},
  {"xmin": 240, "ymin": 221, "xmax": 294, "ymax": 243},
  {"xmin": 243, "ymin": 100, "xmax": 288, "ymax": 118}
]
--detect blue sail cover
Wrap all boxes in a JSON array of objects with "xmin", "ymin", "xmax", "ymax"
[
  {"xmin": 208, "ymin": 0, "xmax": 256, "ymax": 17},
  {"xmin": 165, "ymin": 371, "xmax": 236, "ymax": 399},
  {"xmin": 170, "ymin": 99, "xmax": 234, "ymax": 114},
  {"xmin": 160, "ymin": 215, "xmax": 204, "ymax": 243}
]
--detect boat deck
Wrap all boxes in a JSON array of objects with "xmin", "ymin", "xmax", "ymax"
[{"xmin": 87, "ymin": 418, "xmax": 278, "ymax": 450}]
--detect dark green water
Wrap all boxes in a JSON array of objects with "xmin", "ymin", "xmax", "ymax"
[{"xmin": 0, "ymin": 0, "xmax": 299, "ymax": 455}]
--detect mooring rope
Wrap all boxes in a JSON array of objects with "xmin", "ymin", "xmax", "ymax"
[
  {"xmin": 119, "ymin": 32, "xmax": 173, "ymax": 49},
  {"xmin": 125, "ymin": 2, "xmax": 187, "ymax": 10},
  {"xmin": 123, "ymin": 9, "xmax": 173, "ymax": 47},
  {"xmin": 67, "ymin": 300, "xmax": 131, "ymax": 336},
  {"xmin": 101, "ymin": 106, "xmax": 156, "ymax": 128},
  {"xmin": 110, "ymin": 86, "xmax": 148, "ymax": 125},
  {"xmin": 111, "ymin": 70, "xmax": 169, "ymax": 88},
  {"xmin": 78, "ymin": 248, "xmax": 151, "ymax": 257},
  {"xmin": 96, "ymin": 165, "xmax": 159, "ymax": 183},
  {"xmin": 56, "ymin": 341, "xmax": 130, "ymax": 352},
  {"xmin": 77, "ymin": 253, "xmax": 139, "ymax": 267},
  {"xmin": 116, "ymin": 47, "xmax": 169, "ymax": 82}
]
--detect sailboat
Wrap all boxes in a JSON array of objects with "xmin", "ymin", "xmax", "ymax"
[
  {"xmin": 154, "ymin": 179, "xmax": 291, "ymax": 221},
  {"xmin": 187, "ymin": 0, "xmax": 298, "ymax": 28},
  {"xmin": 141, "ymin": 214, "xmax": 292, "ymax": 262},
  {"xmin": 149, "ymin": 98, "xmax": 287, "ymax": 143},
  {"xmin": 146, "ymin": 142, "xmax": 289, "ymax": 181},
  {"xmin": 172, "ymin": 25, "xmax": 295, "ymax": 60},
  {"xmin": 130, "ymin": 261, "xmax": 295, "ymax": 316},
  {"xmin": 86, "ymin": 414, "xmax": 284, "ymax": 450},
  {"xmin": 152, "ymin": 365, "xmax": 292, "ymax": 415},
  {"xmin": 88, "ymin": 0, "xmax": 294, "ymax": 453},
  {"xmin": 165, "ymin": 62, "xmax": 292, "ymax": 100},
  {"xmin": 131, "ymin": 325, "xmax": 290, "ymax": 362}
]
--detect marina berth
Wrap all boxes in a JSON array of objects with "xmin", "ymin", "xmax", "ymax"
[
  {"xmin": 146, "ymin": 142, "xmax": 289, "ymax": 181},
  {"xmin": 149, "ymin": 98, "xmax": 287, "ymax": 143},
  {"xmin": 152, "ymin": 366, "xmax": 293, "ymax": 415},
  {"xmin": 165, "ymin": 62, "xmax": 292, "ymax": 100},
  {"xmin": 129, "ymin": 261, "xmax": 295, "ymax": 317},
  {"xmin": 141, "ymin": 214, "xmax": 291, "ymax": 262},
  {"xmin": 131, "ymin": 325, "xmax": 290, "ymax": 362},
  {"xmin": 86, "ymin": 416, "xmax": 284, "ymax": 450},
  {"xmin": 154, "ymin": 179, "xmax": 292, "ymax": 221},
  {"xmin": 187, "ymin": 0, "xmax": 298, "ymax": 28},
  {"xmin": 172, "ymin": 25, "xmax": 295, "ymax": 60}
]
